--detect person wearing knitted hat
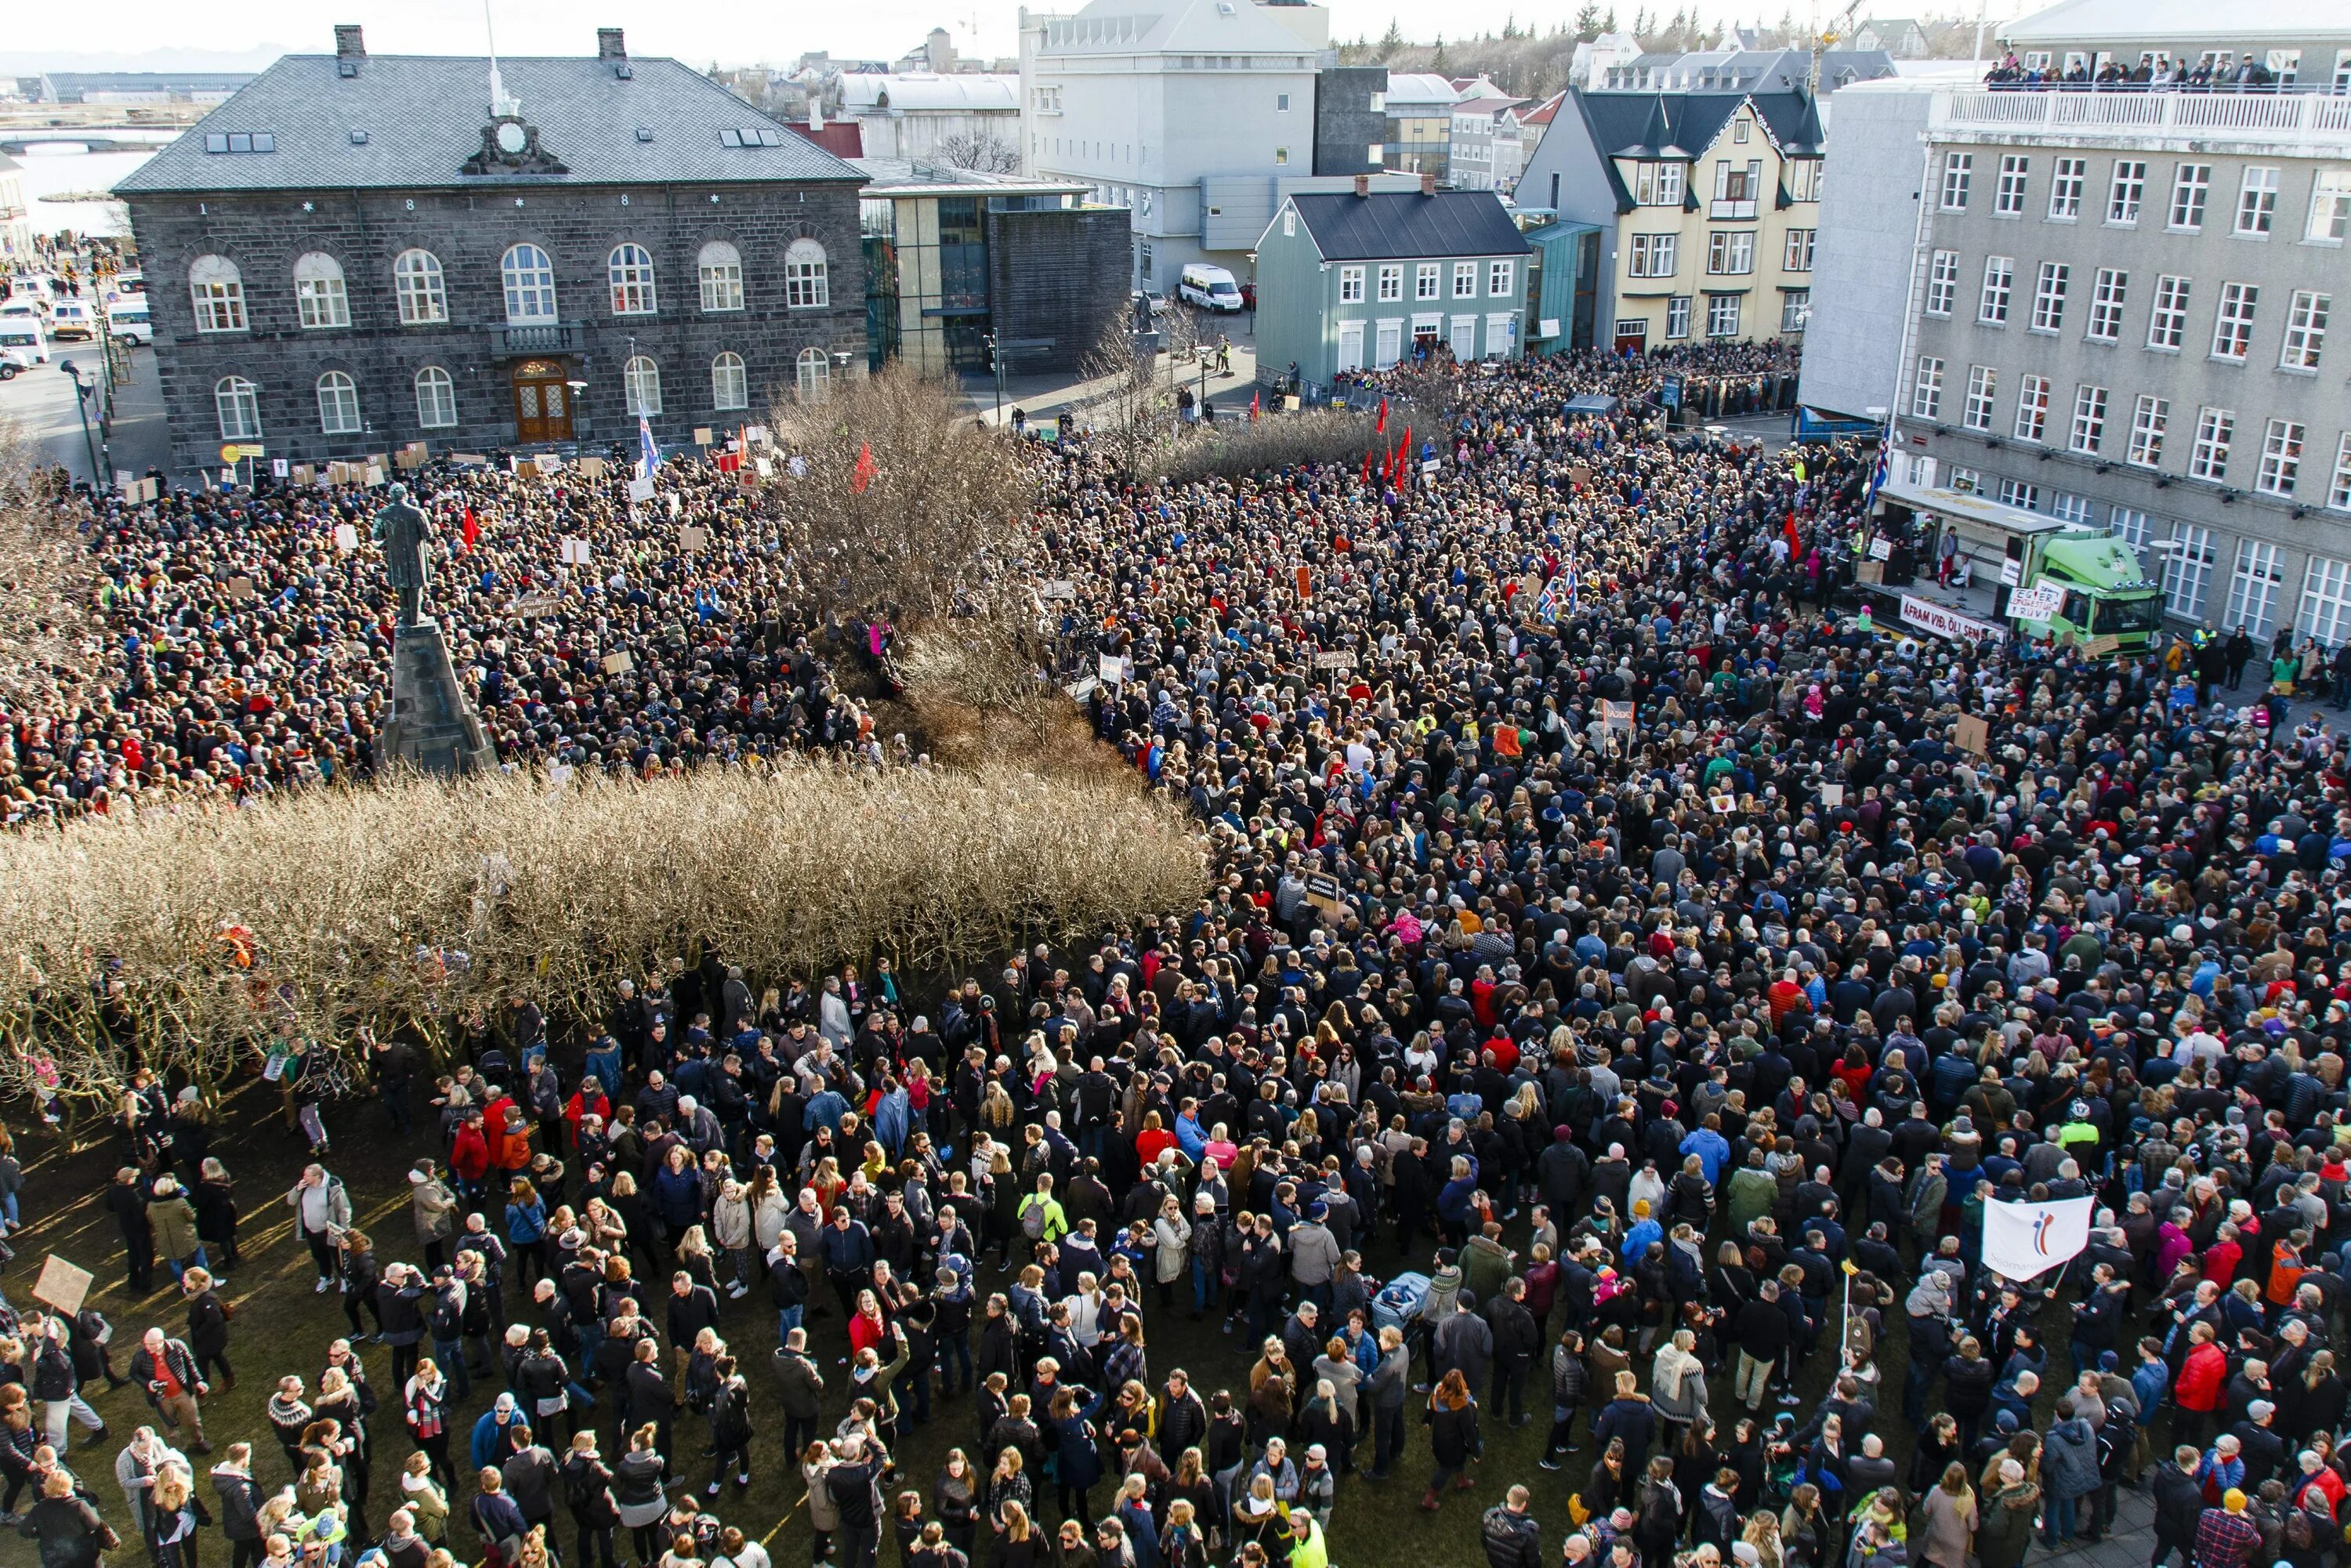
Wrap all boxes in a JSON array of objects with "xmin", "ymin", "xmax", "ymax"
[{"xmin": 2193, "ymin": 1486, "xmax": 2262, "ymax": 1568}]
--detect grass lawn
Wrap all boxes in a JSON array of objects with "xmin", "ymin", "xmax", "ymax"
[{"xmin": 6, "ymin": 1077, "xmax": 1919, "ymax": 1566}]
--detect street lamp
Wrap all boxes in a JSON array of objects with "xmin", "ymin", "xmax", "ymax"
[
  {"xmin": 1244, "ymin": 249, "xmax": 1258, "ymax": 334},
  {"xmin": 56, "ymin": 359, "xmax": 100, "ymax": 486},
  {"xmin": 567, "ymin": 379, "xmax": 589, "ymax": 444}
]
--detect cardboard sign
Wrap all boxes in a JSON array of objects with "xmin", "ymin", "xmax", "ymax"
[
  {"xmin": 1820, "ymin": 783, "xmax": 1845, "ymax": 807},
  {"xmin": 1313, "ymin": 650, "xmax": 1350, "ymax": 669},
  {"xmin": 560, "ymin": 537, "xmax": 591, "ymax": 566},
  {"xmin": 393, "ymin": 448, "xmax": 425, "ymax": 472},
  {"xmin": 452, "ymin": 453, "xmax": 489, "ymax": 467},
  {"xmin": 694, "ymin": 427, "xmax": 714, "ymax": 446},
  {"xmin": 114, "ymin": 469, "xmax": 135, "ymax": 495},
  {"xmin": 679, "ymin": 525, "xmax": 710, "ymax": 553},
  {"xmin": 364, "ymin": 465, "xmax": 386, "ymax": 488},
  {"xmin": 136, "ymin": 478, "xmax": 159, "ymax": 503},
  {"xmin": 292, "ymin": 465, "xmax": 313, "ymax": 487},
  {"xmin": 536, "ymin": 453, "xmax": 563, "ymax": 474},
  {"xmin": 1599, "ymin": 699, "xmax": 1635, "ymax": 732},
  {"xmin": 1954, "ymin": 713, "xmax": 1991, "ymax": 755},
  {"xmin": 600, "ymin": 650, "xmax": 634, "ymax": 675},
  {"xmin": 1570, "ymin": 463, "xmax": 1592, "ymax": 487},
  {"xmin": 628, "ymin": 476, "xmax": 656, "ymax": 503},
  {"xmin": 746, "ymin": 425, "xmax": 770, "ymax": 446},
  {"xmin": 1303, "ymin": 873, "xmax": 1346, "ymax": 918},
  {"xmin": 1867, "ymin": 537, "xmax": 1893, "ymax": 560},
  {"xmin": 1855, "ymin": 560, "xmax": 1886, "ymax": 584},
  {"xmin": 2007, "ymin": 583, "xmax": 2065, "ymax": 622},
  {"xmin": 1065, "ymin": 676, "xmax": 1099, "ymax": 701},
  {"xmin": 575, "ymin": 456, "xmax": 607, "ymax": 479},
  {"xmin": 31, "ymin": 1254, "xmax": 94, "ymax": 1317},
  {"xmin": 511, "ymin": 592, "xmax": 562, "ymax": 618},
  {"xmin": 1998, "ymin": 558, "xmax": 2023, "ymax": 586},
  {"xmin": 753, "ymin": 456, "xmax": 774, "ymax": 478},
  {"xmin": 1098, "ymin": 653, "xmax": 1125, "ymax": 684},
  {"xmin": 333, "ymin": 523, "xmax": 359, "ymax": 554},
  {"xmin": 227, "ymin": 574, "xmax": 255, "ymax": 601},
  {"xmin": 272, "ymin": 459, "xmax": 290, "ymax": 478},
  {"xmin": 1040, "ymin": 580, "xmax": 1078, "ymax": 601}
]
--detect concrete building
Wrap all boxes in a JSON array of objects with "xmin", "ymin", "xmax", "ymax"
[
  {"xmin": 0, "ymin": 154, "xmax": 27, "ymax": 263},
  {"xmin": 1573, "ymin": 33, "xmax": 1648, "ymax": 88},
  {"xmin": 853, "ymin": 159, "xmax": 1121, "ymax": 375},
  {"xmin": 1448, "ymin": 92, "xmax": 1531, "ymax": 193},
  {"xmin": 113, "ymin": 26, "xmax": 867, "ymax": 469},
  {"xmin": 1879, "ymin": 3, "xmax": 2351, "ymax": 638},
  {"xmin": 1252, "ymin": 179, "xmax": 1531, "ymax": 393},
  {"xmin": 1313, "ymin": 65, "xmax": 1389, "ymax": 177},
  {"xmin": 1518, "ymin": 87, "xmax": 1825, "ymax": 353},
  {"xmin": 1380, "ymin": 73, "xmax": 1460, "ymax": 178},
  {"xmin": 839, "ymin": 74, "xmax": 1022, "ymax": 167},
  {"xmin": 1017, "ymin": 0, "xmax": 1329, "ymax": 290},
  {"xmin": 1794, "ymin": 79, "xmax": 1942, "ymax": 422},
  {"xmin": 1998, "ymin": 0, "xmax": 2347, "ymax": 85}
]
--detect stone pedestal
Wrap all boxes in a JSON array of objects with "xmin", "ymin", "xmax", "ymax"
[{"xmin": 383, "ymin": 618, "xmax": 497, "ymax": 778}]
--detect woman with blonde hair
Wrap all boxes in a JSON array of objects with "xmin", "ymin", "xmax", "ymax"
[
  {"xmin": 994, "ymin": 1499, "xmax": 1040, "ymax": 1568},
  {"xmin": 1919, "ymin": 1459, "xmax": 1980, "ymax": 1568},
  {"xmin": 1741, "ymin": 1506, "xmax": 1784, "ymax": 1568}
]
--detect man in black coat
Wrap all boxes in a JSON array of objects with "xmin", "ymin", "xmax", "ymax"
[
  {"xmin": 1481, "ymin": 1486, "xmax": 1545, "ymax": 1568},
  {"xmin": 107, "ymin": 1168, "xmax": 154, "ymax": 1292},
  {"xmin": 623, "ymin": 1338, "xmax": 676, "ymax": 1476},
  {"xmin": 2150, "ymin": 1443, "xmax": 2205, "ymax": 1568},
  {"xmin": 1485, "ymin": 1278, "xmax": 1542, "ymax": 1427}
]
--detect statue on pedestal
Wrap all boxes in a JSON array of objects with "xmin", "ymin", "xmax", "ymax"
[{"xmin": 371, "ymin": 483, "xmax": 433, "ymax": 627}]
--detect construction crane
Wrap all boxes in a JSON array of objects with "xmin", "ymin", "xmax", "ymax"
[{"xmin": 1808, "ymin": 0, "xmax": 1867, "ymax": 94}]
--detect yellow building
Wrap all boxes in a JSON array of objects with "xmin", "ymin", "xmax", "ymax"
[{"xmin": 1520, "ymin": 89, "xmax": 1825, "ymax": 352}]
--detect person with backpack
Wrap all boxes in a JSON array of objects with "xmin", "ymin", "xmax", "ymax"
[
  {"xmin": 560, "ymin": 1431, "xmax": 621, "ymax": 1568},
  {"xmin": 704, "ymin": 1356, "xmax": 755, "ymax": 1499}
]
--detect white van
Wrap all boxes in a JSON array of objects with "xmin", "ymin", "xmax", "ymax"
[
  {"xmin": 1178, "ymin": 263, "xmax": 1244, "ymax": 313},
  {"xmin": 0, "ymin": 314, "xmax": 46, "ymax": 377},
  {"xmin": 107, "ymin": 298, "xmax": 153, "ymax": 346},
  {"xmin": 45, "ymin": 299, "xmax": 96, "ymax": 341}
]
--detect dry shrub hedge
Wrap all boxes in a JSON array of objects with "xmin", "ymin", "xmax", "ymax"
[
  {"xmin": 0, "ymin": 761, "xmax": 1207, "ymax": 1106},
  {"xmin": 1161, "ymin": 400, "xmax": 1444, "ymax": 484}
]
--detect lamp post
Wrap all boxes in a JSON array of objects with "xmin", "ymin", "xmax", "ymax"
[
  {"xmin": 567, "ymin": 378, "xmax": 589, "ymax": 446},
  {"xmin": 1244, "ymin": 249, "xmax": 1258, "ymax": 334},
  {"xmin": 985, "ymin": 331, "xmax": 1005, "ymax": 428},
  {"xmin": 57, "ymin": 359, "xmax": 100, "ymax": 486}
]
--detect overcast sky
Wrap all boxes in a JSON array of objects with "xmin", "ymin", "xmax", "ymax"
[{"xmin": 9, "ymin": 0, "xmax": 2008, "ymax": 72}]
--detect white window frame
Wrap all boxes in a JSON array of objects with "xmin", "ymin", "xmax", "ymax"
[
  {"xmin": 2282, "ymin": 290, "xmax": 2329, "ymax": 371},
  {"xmin": 1487, "ymin": 259, "xmax": 1516, "ymax": 297},
  {"xmin": 2258, "ymin": 418, "xmax": 2305, "ymax": 496},
  {"xmin": 1665, "ymin": 295, "xmax": 1692, "ymax": 339},
  {"xmin": 2301, "ymin": 554, "xmax": 2351, "ymax": 646},
  {"xmin": 1452, "ymin": 260, "xmax": 1478, "ymax": 297},
  {"xmin": 2190, "ymin": 406, "xmax": 2234, "ymax": 480},
  {"xmin": 2030, "ymin": 261, "xmax": 2068, "ymax": 333},
  {"xmin": 2212, "ymin": 281, "xmax": 2257, "ymax": 360},
  {"xmin": 1997, "ymin": 476, "xmax": 2038, "ymax": 512},
  {"xmin": 2070, "ymin": 384, "xmax": 2107, "ymax": 454},
  {"xmin": 290, "ymin": 252, "xmax": 350, "ymax": 331},
  {"xmin": 393, "ymin": 249, "xmax": 447, "ymax": 325},
  {"xmin": 1378, "ymin": 264, "xmax": 1403, "ymax": 302},
  {"xmin": 1416, "ymin": 263, "xmax": 1440, "ymax": 301},
  {"xmin": 624, "ymin": 354, "xmax": 662, "ymax": 417},
  {"xmin": 2085, "ymin": 268, "xmax": 2125, "ymax": 342},
  {"xmin": 1780, "ymin": 289, "xmax": 1809, "ymax": 332},
  {"xmin": 1706, "ymin": 295, "xmax": 1741, "ymax": 338},
  {"xmin": 1978, "ymin": 257, "xmax": 2012, "ymax": 324},
  {"xmin": 711, "ymin": 351, "xmax": 748, "ymax": 411},
  {"xmin": 1783, "ymin": 229, "xmax": 1815, "ymax": 273},
  {"xmin": 1339, "ymin": 266, "xmax": 1365, "ymax": 303},
  {"xmin": 2110, "ymin": 505, "xmax": 2152, "ymax": 556},
  {"xmin": 2335, "ymin": 433, "xmax": 2351, "ymax": 512},
  {"xmin": 2164, "ymin": 522, "xmax": 2217, "ymax": 621},
  {"xmin": 2013, "ymin": 374, "xmax": 2049, "ymax": 441},
  {"xmin": 2236, "ymin": 166, "xmax": 2280, "ymax": 236},
  {"xmin": 190, "ymin": 254, "xmax": 246, "ymax": 333},
  {"xmin": 2049, "ymin": 156, "xmax": 2085, "ymax": 219},
  {"xmin": 2128, "ymin": 395, "xmax": 2167, "ymax": 468},
  {"xmin": 1963, "ymin": 364, "xmax": 1997, "ymax": 431},
  {"xmin": 1911, "ymin": 355, "xmax": 1944, "ymax": 418},
  {"xmin": 2106, "ymin": 159, "xmax": 2146, "ymax": 225},
  {"xmin": 2148, "ymin": 274, "xmax": 2190, "ymax": 349},
  {"xmin": 784, "ymin": 238, "xmax": 829, "ymax": 310},
  {"xmin": 1995, "ymin": 154, "xmax": 2029, "ymax": 216},
  {"xmin": 2309, "ymin": 169, "xmax": 2351, "ymax": 244},
  {"xmin": 415, "ymin": 365, "xmax": 457, "ymax": 429},
  {"xmin": 1706, "ymin": 231, "xmax": 1755, "ymax": 275},
  {"xmin": 1925, "ymin": 250, "xmax": 1957, "ymax": 316},
  {"xmin": 502, "ymin": 244, "xmax": 559, "ymax": 325},
  {"xmin": 214, "ymin": 375, "xmax": 261, "ymax": 439},
  {"xmin": 1939, "ymin": 150, "xmax": 1972, "ymax": 211},
  {"xmin": 1335, "ymin": 319, "xmax": 1365, "ymax": 371},
  {"xmin": 1629, "ymin": 234, "xmax": 1678, "ymax": 278},
  {"xmin": 698, "ymin": 242, "xmax": 745, "ymax": 313},
  {"xmin": 1374, "ymin": 318, "xmax": 1403, "ymax": 368},
  {"xmin": 316, "ymin": 371, "xmax": 361, "ymax": 436},
  {"xmin": 2168, "ymin": 163, "xmax": 2209, "ymax": 231},
  {"xmin": 2226, "ymin": 538, "xmax": 2286, "ymax": 639}
]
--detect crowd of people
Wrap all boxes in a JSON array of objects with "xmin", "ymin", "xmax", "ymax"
[{"xmin": 8, "ymin": 336, "xmax": 2351, "ymax": 1568}]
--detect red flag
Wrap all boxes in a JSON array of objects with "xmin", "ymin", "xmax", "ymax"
[
  {"xmin": 1360, "ymin": 449, "xmax": 1373, "ymax": 484},
  {"xmin": 1248, "ymin": 393, "xmax": 1259, "ymax": 422},
  {"xmin": 1375, "ymin": 397, "xmax": 1388, "ymax": 434},
  {"xmin": 851, "ymin": 443, "xmax": 877, "ymax": 494},
  {"xmin": 460, "ymin": 506, "xmax": 478, "ymax": 552}
]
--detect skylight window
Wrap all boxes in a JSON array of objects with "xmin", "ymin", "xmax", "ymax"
[
  {"xmin": 719, "ymin": 127, "xmax": 784, "ymax": 147},
  {"xmin": 203, "ymin": 132, "xmax": 277, "ymax": 154}
]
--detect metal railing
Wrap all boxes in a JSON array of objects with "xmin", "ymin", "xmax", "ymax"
[{"xmin": 1936, "ymin": 87, "xmax": 2351, "ymax": 149}]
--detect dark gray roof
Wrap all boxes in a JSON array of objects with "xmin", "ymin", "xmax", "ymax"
[
  {"xmin": 114, "ymin": 53, "xmax": 862, "ymax": 194},
  {"xmin": 1570, "ymin": 87, "xmax": 1822, "ymax": 161},
  {"xmin": 1288, "ymin": 190, "xmax": 1531, "ymax": 262}
]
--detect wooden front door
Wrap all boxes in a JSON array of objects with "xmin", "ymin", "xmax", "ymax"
[{"xmin": 512, "ymin": 360, "xmax": 573, "ymax": 444}]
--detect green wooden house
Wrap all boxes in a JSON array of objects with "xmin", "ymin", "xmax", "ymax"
[{"xmin": 1252, "ymin": 178, "xmax": 1533, "ymax": 396}]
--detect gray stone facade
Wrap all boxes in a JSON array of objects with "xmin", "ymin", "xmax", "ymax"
[{"xmin": 126, "ymin": 180, "xmax": 865, "ymax": 471}]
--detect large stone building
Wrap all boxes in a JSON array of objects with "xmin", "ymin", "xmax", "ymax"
[
  {"xmin": 1878, "ymin": 0, "xmax": 2351, "ymax": 636},
  {"xmin": 115, "ymin": 26, "xmax": 868, "ymax": 471}
]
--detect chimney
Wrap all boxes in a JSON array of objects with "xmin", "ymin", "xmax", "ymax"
[
  {"xmin": 1353, "ymin": 173, "xmax": 1370, "ymax": 198},
  {"xmin": 333, "ymin": 24, "xmax": 366, "ymax": 59},
  {"xmin": 1419, "ymin": 170, "xmax": 1436, "ymax": 195},
  {"xmin": 810, "ymin": 99, "xmax": 824, "ymax": 131},
  {"xmin": 597, "ymin": 28, "xmax": 627, "ymax": 60}
]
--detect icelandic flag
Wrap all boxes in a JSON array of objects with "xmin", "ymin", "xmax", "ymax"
[
  {"xmin": 1562, "ymin": 549, "xmax": 1580, "ymax": 616},
  {"xmin": 1536, "ymin": 575, "xmax": 1562, "ymax": 624},
  {"xmin": 636, "ymin": 416, "xmax": 661, "ymax": 480},
  {"xmin": 1864, "ymin": 427, "xmax": 1891, "ymax": 509}
]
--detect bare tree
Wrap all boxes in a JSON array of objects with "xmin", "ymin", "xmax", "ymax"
[
  {"xmin": 764, "ymin": 364, "xmax": 1029, "ymax": 626},
  {"xmin": 0, "ymin": 415, "xmax": 96, "ymax": 704},
  {"xmin": 935, "ymin": 129, "xmax": 1023, "ymax": 173},
  {"xmin": 1078, "ymin": 313, "xmax": 1179, "ymax": 486}
]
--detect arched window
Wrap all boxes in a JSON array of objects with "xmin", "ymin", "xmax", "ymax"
[
  {"xmin": 415, "ymin": 366, "xmax": 457, "ymax": 429},
  {"xmin": 294, "ymin": 252, "xmax": 350, "ymax": 329},
  {"xmin": 697, "ymin": 241, "xmax": 744, "ymax": 312},
  {"xmin": 784, "ymin": 238, "xmax": 829, "ymax": 309},
  {"xmin": 316, "ymin": 371, "xmax": 362, "ymax": 435},
  {"xmin": 795, "ymin": 346, "xmax": 830, "ymax": 402},
  {"xmin": 393, "ymin": 249, "xmax": 447, "ymax": 325},
  {"xmin": 502, "ymin": 244, "xmax": 558, "ymax": 324},
  {"xmin": 190, "ymin": 255, "xmax": 246, "ymax": 333},
  {"xmin": 711, "ymin": 352, "xmax": 748, "ymax": 411},
  {"xmin": 214, "ymin": 375, "xmax": 261, "ymax": 439},
  {"xmin": 608, "ymin": 243, "xmax": 657, "ymax": 316},
  {"xmin": 624, "ymin": 355, "xmax": 661, "ymax": 416}
]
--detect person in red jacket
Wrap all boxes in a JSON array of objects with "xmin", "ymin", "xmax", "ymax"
[
  {"xmin": 450, "ymin": 1110, "xmax": 492, "ymax": 1206},
  {"xmin": 2175, "ymin": 1321, "xmax": 2229, "ymax": 1448}
]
